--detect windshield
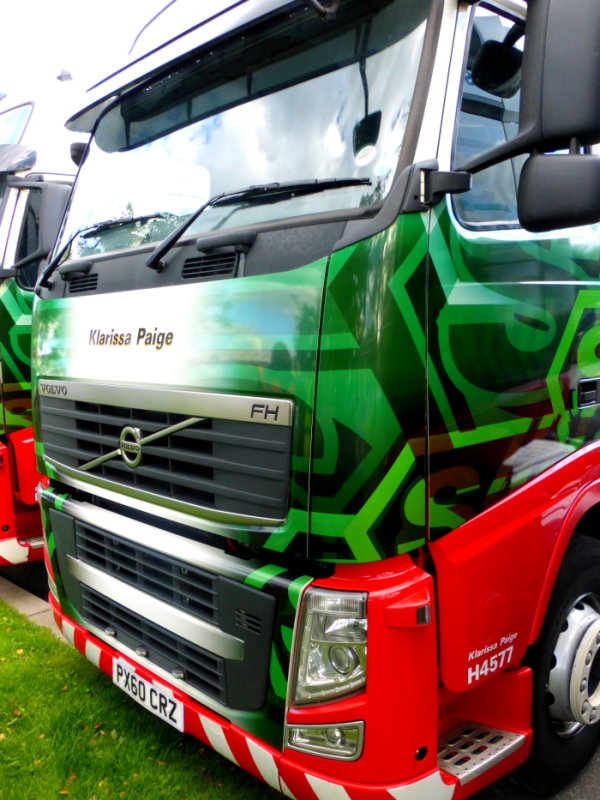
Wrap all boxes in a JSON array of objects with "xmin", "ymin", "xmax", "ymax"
[{"xmin": 58, "ymin": 0, "xmax": 431, "ymax": 260}]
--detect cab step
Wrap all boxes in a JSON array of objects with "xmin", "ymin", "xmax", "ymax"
[
  {"xmin": 438, "ymin": 724, "xmax": 526, "ymax": 784},
  {"xmin": 19, "ymin": 537, "xmax": 45, "ymax": 550}
]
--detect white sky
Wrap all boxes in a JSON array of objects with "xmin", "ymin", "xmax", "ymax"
[
  {"xmin": 0, "ymin": 0, "xmax": 167, "ymax": 104},
  {"xmin": 0, "ymin": 0, "xmax": 169, "ymax": 171}
]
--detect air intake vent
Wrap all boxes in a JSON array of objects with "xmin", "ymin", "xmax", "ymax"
[
  {"xmin": 234, "ymin": 608, "xmax": 263, "ymax": 634},
  {"xmin": 69, "ymin": 274, "xmax": 98, "ymax": 293},
  {"xmin": 182, "ymin": 251, "xmax": 237, "ymax": 280}
]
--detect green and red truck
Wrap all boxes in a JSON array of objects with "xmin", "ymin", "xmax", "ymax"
[
  {"xmin": 32, "ymin": 0, "xmax": 600, "ymax": 797},
  {"xmin": 0, "ymin": 96, "xmax": 73, "ymax": 567}
]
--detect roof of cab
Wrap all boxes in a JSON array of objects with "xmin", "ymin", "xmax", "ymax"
[{"xmin": 66, "ymin": 0, "xmax": 289, "ymax": 133}]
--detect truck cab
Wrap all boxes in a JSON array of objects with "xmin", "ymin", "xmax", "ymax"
[{"xmin": 33, "ymin": 1, "xmax": 600, "ymax": 797}]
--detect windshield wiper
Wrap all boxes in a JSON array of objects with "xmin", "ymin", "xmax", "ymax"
[
  {"xmin": 80, "ymin": 212, "xmax": 170, "ymax": 237},
  {"xmin": 146, "ymin": 177, "xmax": 371, "ymax": 271},
  {"xmin": 37, "ymin": 213, "xmax": 170, "ymax": 291}
]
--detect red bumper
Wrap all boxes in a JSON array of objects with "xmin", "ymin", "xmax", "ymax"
[
  {"xmin": 50, "ymin": 595, "xmax": 457, "ymax": 800},
  {"xmin": 0, "ymin": 430, "xmax": 44, "ymax": 565}
]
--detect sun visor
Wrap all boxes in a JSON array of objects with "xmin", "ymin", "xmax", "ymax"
[{"xmin": 65, "ymin": 0, "xmax": 291, "ymax": 134}]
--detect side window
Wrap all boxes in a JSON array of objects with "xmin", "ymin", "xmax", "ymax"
[
  {"xmin": 15, "ymin": 188, "xmax": 43, "ymax": 289},
  {"xmin": 453, "ymin": 6, "xmax": 525, "ymax": 227}
]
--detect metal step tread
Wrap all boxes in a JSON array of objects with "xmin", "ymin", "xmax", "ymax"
[
  {"xmin": 18, "ymin": 537, "xmax": 45, "ymax": 549},
  {"xmin": 438, "ymin": 723, "xmax": 525, "ymax": 784}
]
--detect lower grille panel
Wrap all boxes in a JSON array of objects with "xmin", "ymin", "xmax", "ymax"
[
  {"xmin": 76, "ymin": 521, "xmax": 218, "ymax": 623},
  {"xmin": 66, "ymin": 520, "xmax": 277, "ymax": 712},
  {"xmin": 82, "ymin": 586, "xmax": 226, "ymax": 702}
]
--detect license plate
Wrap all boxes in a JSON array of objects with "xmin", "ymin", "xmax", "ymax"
[{"xmin": 113, "ymin": 658, "xmax": 184, "ymax": 731}]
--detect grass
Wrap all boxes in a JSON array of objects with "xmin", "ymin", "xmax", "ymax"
[{"xmin": 0, "ymin": 600, "xmax": 280, "ymax": 800}]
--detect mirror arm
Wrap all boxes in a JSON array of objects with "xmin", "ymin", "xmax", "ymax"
[
  {"xmin": 11, "ymin": 248, "xmax": 50, "ymax": 271},
  {"xmin": 6, "ymin": 176, "xmax": 44, "ymax": 189},
  {"xmin": 423, "ymin": 170, "xmax": 471, "ymax": 206},
  {"xmin": 402, "ymin": 162, "xmax": 471, "ymax": 212},
  {"xmin": 457, "ymin": 132, "xmax": 534, "ymax": 174}
]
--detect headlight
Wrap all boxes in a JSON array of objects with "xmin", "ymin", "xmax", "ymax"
[
  {"xmin": 286, "ymin": 721, "xmax": 365, "ymax": 760},
  {"xmin": 292, "ymin": 588, "xmax": 367, "ymax": 704}
]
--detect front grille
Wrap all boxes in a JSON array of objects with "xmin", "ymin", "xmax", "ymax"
[
  {"xmin": 39, "ymin": 396, "xmax": 291, "ymax": 520},
  {"xmin": 82, "ymin": 586, "xmax": 227, "ymax": 702},
  {"xmin": 76, "ymin": 522, "xmax": 217, "ymax": 622},
  {"xmin": 182, "ymin": 252, "xmax": 237, "ymax": 279}
]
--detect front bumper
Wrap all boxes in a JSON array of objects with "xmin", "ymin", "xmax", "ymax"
[{"xmin": 51, "ymin": 598, "xmax": 456, "ymax": 800}]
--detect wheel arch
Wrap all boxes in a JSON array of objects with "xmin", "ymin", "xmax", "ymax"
[{"xmin": 529, "ymin": 477, "xmax": 600, "ymax": 646}]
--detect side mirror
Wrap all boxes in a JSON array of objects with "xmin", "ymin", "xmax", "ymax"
[
  {"xmin": 470, "ymin": 41, "xmax": 522, "ymax": 99},
  {"xmin": 519, "ymin": 0, "xmax": 600, "ymax": 152},
  {"xmin": 70, "ymin": 142, "xmax": 87, "ymax": 167},
  {"xmin": 515, "ymin": 0, "xmax": 600, "ymax": 231},
  {"xmin": 7, "ymin": 179, "xmax": 72, "ymax": 271},
  {"xmin": 0, "ymin": 143, "xmax": 36, "ymax": 172},
  {"xmin": 518, "ymin": 154, "xmax": 600, "ymax": 233},
  {"xmin": 461, "ymin": 0, "xmax": 600, "ymax": 173},
  {"xmin": 353, "ymin": 111, "xmax": 381, "ymax": 164}
]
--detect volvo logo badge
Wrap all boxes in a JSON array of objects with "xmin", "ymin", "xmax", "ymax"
[
  {"xmin": 119, "ymin": 426, "xmax": 142, "ymax": 468},
  {"xmin": 79, "ymin": 415, "xmax": 202, "ymax": 473}
]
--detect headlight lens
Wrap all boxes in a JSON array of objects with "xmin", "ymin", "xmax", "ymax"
[
  {"xmin": 286, "ymin": 721, "xmax": 365, "ymax": 760},
  {"xmin": 293, "ymin": 588, "xmax": 367, "ymax": 704}
]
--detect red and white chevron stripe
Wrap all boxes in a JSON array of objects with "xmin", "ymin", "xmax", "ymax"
[
  {"xmin": 0, "ymin": 537, "xmax": 42, "ymax": 566},
  {"xmin": 52, "ymin": 602, "xmax": 456, "ymax": 800}
]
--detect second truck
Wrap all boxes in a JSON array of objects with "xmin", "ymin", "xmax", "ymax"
[{"xmin": 0, "ymin": 93, "xmax": 73, "ymax": 567}]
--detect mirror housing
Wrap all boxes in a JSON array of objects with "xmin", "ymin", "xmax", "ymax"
[
  {"xmin": 70, "ymin": 142, "xmax": 88, "ymax": 167},
  {"xmin": 471, "ymin": 41, "xmax": 521, "ymax": 99},
  {"xmin": 518, "ymin": 154, "xmax": 600, "ymax": 233},
  {"xmin": 0, "ymin": 143, "xmax": 36, "ymax": 173},
  {"xmin": 461, "ymin": 0, "xmax": 600, "ymax": 173},
  {"xmin": 7, "ymin": 179, "xmax": 72, "ymax": 270},
  {"xmin": 519, "ymin": 0, "xmax": 600, "ymax": 152}
]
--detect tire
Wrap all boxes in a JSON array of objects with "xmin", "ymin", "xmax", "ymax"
[{"xmin": 513, "ymin": 535, "xmax": 600, "ymax": 797}]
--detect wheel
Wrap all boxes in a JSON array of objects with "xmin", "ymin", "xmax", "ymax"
[{"xmin": 513, "ymin": 535, "xmax": 600, "ymax": 797}]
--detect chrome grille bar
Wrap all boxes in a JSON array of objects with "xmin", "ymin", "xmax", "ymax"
[{"xmin": 68, "ymin": 556, "xmax": 244, "ymax": 661}]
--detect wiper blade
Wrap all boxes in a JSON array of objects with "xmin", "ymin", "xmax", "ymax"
[
  {"xmin": 37, "ymin": 213, "xmax": 170, "ymax": 291},
  {"xmin": 213, "ymin": 177, "xmax": 372, "ymax": 206},
  {"xmin": 80, "ymin": 212, "xmax": 169, "ymax": 237},
  {"xmin": 146, "ymin": 177, "xmax": 371, "ymax": 271}
]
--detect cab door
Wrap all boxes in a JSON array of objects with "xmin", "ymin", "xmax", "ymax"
[{"xmin": 428, "ymin": 2, "xmax": 600, "ymax": 690}]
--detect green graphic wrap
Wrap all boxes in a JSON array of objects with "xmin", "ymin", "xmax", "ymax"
[
  {"xmin": 33, "ymin": 200, "xmax": 600, "ymax": 752},
  {"xmin": 0, "ymin": 279, "xmax": 33, "ymax": 436},
  {"xmin": 311, "ymin": 214, "xmax": 429, "ymax": 561},
  {"xmin": 307, "ymin": 202, "xmax": 600, "ymax": 559},
  {"xmin": 426, "ymin": 206, "xmax": 600, "ymax": 537},
  {"xmin": 33, "ymin": 203, "xmax": 600, "ymax": 564}
]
